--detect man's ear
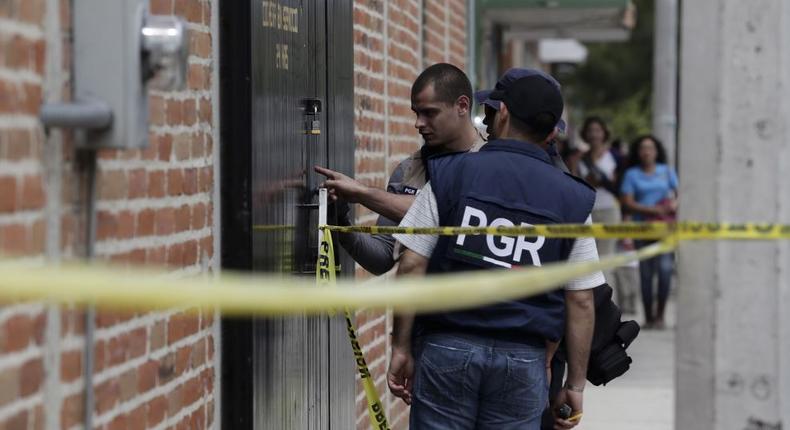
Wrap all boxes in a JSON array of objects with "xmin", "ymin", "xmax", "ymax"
[
  {"xmin": 498, "ymin": 102, "xmax": 510, "ymax": 123},
  {"xmin": 543, "ymin": 128, "xmax": 560, "ymax": 144},
  {"xmin": 456, "ymin": 95, "xmax": 472, "ymax": 117}
]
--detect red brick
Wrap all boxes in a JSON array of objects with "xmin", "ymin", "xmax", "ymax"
[
  {"xmin": 18, "ymin": 0, "xmax": 45, "ymax": 24},
  {"xmin": 137, "ymin": 209, "xmax": 155, "ymax": 236},
  {"xmin": 30, "ymin": 219, "xmax": 45, "ymax": 254},
  {"xmin": 166, "ymin": 99, "xmax": 183, "ymax": 124},
  {"xmin": 167, "ymin": 383, "xmax": 184, "ymax": 416},
  {"xmin": 183, "ymin": 168, "xmax": 198, "ymax": 195},
  {"xmin": 0, "ymin": 365, "xmax": 19, "ymax": 407},
  {"xmin": 128, "ymin": 169, "xmax": 147, "ymax": 198},
  {"xmin": 138, "ymin": 359, "xmax": 158, "ymax": 392},
  {"xmin": 61, "ymin": 349, "xmax": 82, "ymax": 382},
  {"xmin": 6, "ymin": 410, "xmax": 28, "ymax": 430},
  {"xmin": 32, "ymin": 312, "xmax": 45, "ymax": 345},
  {"xmin": 129, "ymin": 327, "xmax": 148, "ymax": 359},
  {"xmin": 0, "ymin": 176, "xmax": 17, "ymax": 213},
  {"xmin": 96, "ymin": 311, "xmax": 118, "ymax": 328},
  {"xmin": 150, "ymin": 320, "xmax": 167, "ymax": 350},
  {"xmin": 129, "ymin": 405, "xmax": 147, "ymax": 430},
  {"xmin": 150, "ymin": 95, "xmax": 166, "ymax": 125},
  {"xmin": 98, "ymin": 170, "xmax": 128, "ymax": 200},
  {"xmin": 189, "ymin": 405, "xmax": 206, "ymax": 430},
  {"xmin": 157, "ymin": 134, "xmax": 173, "ymax": 161},
  {"xmin": 192, "ymin": 203, "xmax": 206, "ymax": 229},
  {"xmin": 148, "ymin": 170, "xmax": 166, "ymax": 198},
  {"xmin": 188, "ymin": 64, "xmax": 209, "ymax": 90},
  {"xmin": 118, "ymin": 210, "xmax": 136, "ymax": 239},
  {"xmin": 198, "ymin": 98, "xmax": 212, "ymax": 123},
  {"xmin": 20, "ymin": 175, "xmax": 44, "ymax": 210},
  {"xmin": 155, "ymin": 207, "xmax": 176, "ymax": 235},
  {"xmin": 20, "ymin": 358, "xmax": 43, "ymax": 396},
  {"xmin": 167, "ymin": 242, "xmax": 184, "ymax": 266},
  {"xmin": 117, "ymin": 367, "xmax": 138, "ymax": 402},
  {"xmin": 200, "ymin": 235, "xmax": 213, "ymax": 259},
  {"xmin": 147, "ymin": 395, "xmax": 168, "ymax": 425},
  {"xmin": 174, "ymin": 133, "xmax": 192, "ymax": 161},
  {"xmin": 189, "ymin": 31, "xmax": 211, "ymax": 58},
  {"xmin": 94, "ymin": 339, "xmax": 107, "ymax": 373},
  {"xmin": 2, "ymin": 314, "xmax": 32, "ymax": 352},
  {"xmin": 97, "ymin": 210, "xmax": 117, "ymax": 240},
  {"xmin": 107, "ymin": 413, "xmax": 128, "ymax": 430},
  {"xmin": 158, "ymin": 353, "xmax": 176, "ymax": 385},
  {"xmin": 183, "ymin": 99, "xmax": 197, "ymax": 126},
  {"xmin": 176, "ymin": 344, "xmax": 192, "ymax": 373},
  {"xmin": 168, "ymin": 169, "xmax": 184, "ymax": 196},
  {"xmin": 150, "ymin": 0, "xmax": 172, "ymax": 15},
  {"xmin": 60, "ymin": 392, "xmax": 83, "ymax": 429},
  {"xmin": 191, "ymin": 137, "xmax": 204, "ymax": 158},
  {"xmin": 6, "ymin": 132, "xmax": 32, "ymax": 160},
  {"xmin": 207, "ymin": 334, "xmax": 215, "ymax": 361},
  {"xmin": 95, "ymin": 379, "xmax": 120, "ymax": 415},
  {"xmin": 147, "ymin": 246, "xmax": 167, "ymax": 266},
  {"xmin": 182, "ymin": 375, "xmax": 203, "ymax": 405},
  {"xmin": 107, "ymin": 334, "xmax": 128, "ymax": 367},
  {"xmin": 175, "ymin": 204, "xmax": 190, "ymax": 232},
  {"xmin": 183, "ymin": 239, "xmax": 198, "ymax": 266}
]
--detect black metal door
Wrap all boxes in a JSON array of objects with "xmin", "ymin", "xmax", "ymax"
[{"xmin": 220, "ymin": 0, "xmax": 355, "ymax": 428}]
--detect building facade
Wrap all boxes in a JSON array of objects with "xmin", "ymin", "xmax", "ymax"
[{"xmin": 0, "ymin": 0, "xmax": 468, "ymax": 428}]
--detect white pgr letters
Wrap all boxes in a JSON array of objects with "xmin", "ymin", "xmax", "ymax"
[
  {"xmin": 513, "ymin": 231, "xmax": 545, "ymax": 266},
  {"xmin": 456, "ymin": 206, "xmax": 487, "ymax": 246},
  {"xmin": 456, "ymin": 205, "xmax": 546, "ymax": 266},
  {"xmin": 487, "ymin": 218, "xmax": 515, "ymax": 257}
]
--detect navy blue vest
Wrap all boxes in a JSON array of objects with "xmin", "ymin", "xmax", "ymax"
[{"xmin": 418, "ymin": 139, "xmax": 596, "ymax": 343}]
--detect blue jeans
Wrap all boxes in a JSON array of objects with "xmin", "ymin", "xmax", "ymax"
[
  {"xmin": 410, "ymin": 333, "xmax": 547, "ymax": 430},
  {"xmin": 636, "ymin": 241, "xmax": 674, "ymax": 321}
]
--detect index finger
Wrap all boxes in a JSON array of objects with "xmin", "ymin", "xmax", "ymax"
[{"xmin": 314, "ymin": 165, "xmax": 338, "ymax": 179}]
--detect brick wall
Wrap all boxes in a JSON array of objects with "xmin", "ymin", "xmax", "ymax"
[
  {"xmin": 352, "ymin": 0, "xmax": 467, "ymax": 428},
  {"xmin": 0, "ymin": 0, "xmax": 219, "ymax": 428}
]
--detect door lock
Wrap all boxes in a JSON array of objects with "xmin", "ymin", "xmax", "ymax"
[{"xmin": 302, "ymin": 98, "xmax": 322, "ymax": 135}]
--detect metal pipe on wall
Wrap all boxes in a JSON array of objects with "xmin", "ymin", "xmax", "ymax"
[{"xmin": 80, "ymin": 149, "xmax": 98, "ymax": 430}]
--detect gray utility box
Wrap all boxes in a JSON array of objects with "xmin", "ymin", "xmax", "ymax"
[{"xmin": 58, "ymin": 0, "xmax": 188, "ymax": 149}]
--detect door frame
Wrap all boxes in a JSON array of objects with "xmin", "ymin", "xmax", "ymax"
[{"xmin": 219, "ymin": 1, "xmax": 355, "ymax": 428}]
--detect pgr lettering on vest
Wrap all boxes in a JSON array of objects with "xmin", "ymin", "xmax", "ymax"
[{"xmin": 456, "ymin": 205, "xmax": 546, "ymax": 266}]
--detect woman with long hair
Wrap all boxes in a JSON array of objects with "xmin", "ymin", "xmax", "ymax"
[
  {"xmin": 578, "ymin": 117, "xmax": 628, "ymax": 306},
  {"xmin": 620, "ymin": 135, "xmax": 679, "ymax": 329}
]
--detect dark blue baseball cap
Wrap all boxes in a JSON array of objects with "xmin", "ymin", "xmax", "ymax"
[{"xmin": 475, "ymin": 68, "xmax": 566, "ymax": 133}]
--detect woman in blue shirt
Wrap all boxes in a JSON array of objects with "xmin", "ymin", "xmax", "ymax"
[{"xmin": 620, "ymin": 136, "xmax": 678, "ymax": 329}]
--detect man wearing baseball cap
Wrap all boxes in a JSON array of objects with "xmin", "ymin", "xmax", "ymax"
[{"xmin": 387, "ymin": 69, "xmax": 598, "ymax": 429}]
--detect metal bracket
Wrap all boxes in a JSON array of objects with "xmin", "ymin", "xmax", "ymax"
[
  {"xmin": 39, "ymin": 100, "xmax": 113, "ymax": 130},
  {"xmin": 39, "ymin": 1, "xmax": 188, "ymax": 148}
]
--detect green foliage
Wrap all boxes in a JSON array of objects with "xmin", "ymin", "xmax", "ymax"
[{"xmin": 563, "ymin": 0, "xmax": 655, "ymax": 142}]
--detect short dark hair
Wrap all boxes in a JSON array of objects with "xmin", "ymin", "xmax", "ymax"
[
  {"xmin": 509, "ymin": 112, "xmax": 557, "ymax": 142},
  {"xmin": 628, "ymin": 135, "xmax": 668, "ymax": 167},
  {"xmin": 580, "ymin": 116, "xmax": 611, "ymax": 143},
  {"xmin": 411, "ymin": 63, "xmax": 473, "ymax": 107}
]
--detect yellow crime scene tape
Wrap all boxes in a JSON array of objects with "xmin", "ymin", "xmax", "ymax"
[
  {"xmin": 325, "ymin": 221, "xmax": 790, "ymax": 240},
  {"xmin": 315, "ymin": 219, "xmax": 789, "ymax": 428},
  {"xmin": 317, "ymin": 193, "xmax": 390, "ymax": 429},
  {"xmin": 0, "ymin": 219, "xmax": 786, "ymax": 429}
]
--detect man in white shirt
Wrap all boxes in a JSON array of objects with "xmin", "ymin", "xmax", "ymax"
[{"xmin": 387, "ymin": 69, "xmax": 596, "ymax": 430}]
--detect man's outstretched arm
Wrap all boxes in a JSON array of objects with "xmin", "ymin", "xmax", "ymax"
[{"xmin": 315, "ymin": 165, "xmax": 415, "ymax": 222}]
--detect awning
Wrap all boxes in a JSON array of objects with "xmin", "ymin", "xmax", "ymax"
[{"xmin": 479, "ymin": 0, "xmax": 635, "ymax": 42}]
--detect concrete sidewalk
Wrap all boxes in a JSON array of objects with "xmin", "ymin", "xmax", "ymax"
[{"xmin": 581, "ymin": 310, "xmax": 675, "ymax": 430}]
